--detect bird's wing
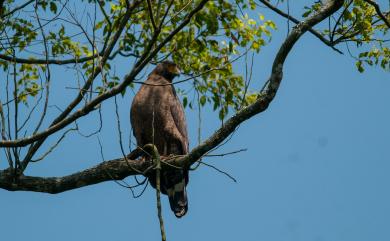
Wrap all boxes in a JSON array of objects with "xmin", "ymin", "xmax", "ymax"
[{"xmin": 169, "ymin": 87, "xmax": 189, "ymax": 154}]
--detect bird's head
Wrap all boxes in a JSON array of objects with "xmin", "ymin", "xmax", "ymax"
[{"xmin": 153, "ymin": 61, "xmax": 180, "ymax": 82}]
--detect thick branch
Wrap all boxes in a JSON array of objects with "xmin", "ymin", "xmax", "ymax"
[
  {"xmin": 0, "ymin": 0, "xmax": 344, "ymax": 194},
  {"xmin": 0, "ymin": 151, "xmax": 147, "ymax": 193}
]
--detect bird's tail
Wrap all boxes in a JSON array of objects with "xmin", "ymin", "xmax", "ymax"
[{"xmin": 166, "ymin": 177, "xmax": 188, "ymax": 218}]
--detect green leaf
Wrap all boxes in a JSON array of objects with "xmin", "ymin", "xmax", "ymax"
[
  {"xmin": 50, "ymin": 2, "xmax": 57, "ymax": 14},
  {"xmin": 356, "ymin": 61, "xmax": 364, "ymax": 73},
  {"xmin": 200, "ymin": 95, "xmax": 206, "ymax": 106}
]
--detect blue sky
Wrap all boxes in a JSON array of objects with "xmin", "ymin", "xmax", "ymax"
[{"xmin": 1, "ymin": 1, "xmax": 389, "ymax": 241}]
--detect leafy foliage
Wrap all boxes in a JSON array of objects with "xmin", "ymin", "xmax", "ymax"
[
  {"xmin": 0, "ymin": 0, "xmax": 388, "ymax": 120},
  {"xmin": 314, "ymin": 0, "xmax": 390, "ymax": 72}
]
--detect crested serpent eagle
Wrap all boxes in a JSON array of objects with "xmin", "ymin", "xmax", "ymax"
[{"xmin": 130, "ymin": 61, "xmax": 189, "ymax": 218}]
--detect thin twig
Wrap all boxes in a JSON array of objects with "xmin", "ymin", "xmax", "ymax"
[
  {"xmin": 1, "ymin": 0, "xmax": 35, "ymax": 18},
  {"xmin": 97, "ymin": 137, "xmax": 147, "ymax": 198},
  {"xmin": 133, "ymin": 67, "xmax": 225, "ymax": 86},
  {"xmin": 32, "ymin": 0, "xmax": 51, "ymax": 135},
  {"xmin": 156, "ymin": 152, "xmax": 166, "ymax": 241},
  {"xmin": 195, "ymin": 160, "xmax": 237, "ymax": 183},
  {"xmin": 115, "ymin": 96, "xmax": 143, "ymax": 174},
  {"xmin": 0, "ymin": 102, "xmax": 13, "ymax": 170},
  {"xmin": 31, "ymin": 127, "xmax": 77, "ymax": 163},
  {"xmin": 205, "ymin": 148, "xmax": 247, "ymax": 157},
  {"xmin": 144, "ymin": 144, "xmax": 166, "ymax": 241},
  {"xmin": 75, "ymin": 106, "xmax": 103, "ymax": 138}
]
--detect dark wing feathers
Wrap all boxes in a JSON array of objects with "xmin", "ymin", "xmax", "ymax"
[
  {"xmin": 169, "ymin": 93, "xmax": 189, "ymax": 154},
  {"xmin": 130, "ymin": 73, "xmax": 188, "ymax": 155}
]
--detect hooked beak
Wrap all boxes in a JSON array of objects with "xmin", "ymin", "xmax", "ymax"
[{"xmin": 173, "ymin": 66, "xmax": 181, "ymax": 76}]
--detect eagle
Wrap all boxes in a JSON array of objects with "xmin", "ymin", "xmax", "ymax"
[{"xmin": 130, "ymin": 61, "xmax": 189, "ymax": 218}]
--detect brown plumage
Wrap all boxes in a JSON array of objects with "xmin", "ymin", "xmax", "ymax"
[{"xmin": 130, "ymin": 61, "xmax": 189, "ymax": 218}]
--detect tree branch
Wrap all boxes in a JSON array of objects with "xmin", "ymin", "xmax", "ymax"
[
  {"xmin": 364, "ymin": 0, "xmax": 390, "ymax": 28},
  {"xmin": 146, "ymin": 0, "xmax": 157, "ymax": 31},
  {"xmin": 0, "ymin": 151, "xmax": 146, "ymax": 193},
  {"xmin": 0, "ymin": 0, "xmax": 5, "ymax": 16},
  {"xmin": 144, "ymin": 144, "xmax": 167, "ymax": 241},
  {"xmin": 1, "ymin": 0, "xmax": 35, "ymax": 18},
  {"xmin": 0, "ymin": 0, "xmax": 344, "ymax": 193},
  {"xmin": 258, "ymin": 0, "xmax": 343, "ymax": 54},
  {"xmin": 0, "ymin": 53, "xmax": 101, "ymax": 65},
  {"xmin": 0, "ymin": 0, "xmax": 210, "ymax": 149}
]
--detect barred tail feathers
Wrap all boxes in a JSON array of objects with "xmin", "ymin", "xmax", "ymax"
[{"xmin": 167, "ymin": 178, "xmax": 188, "ymax": 218}]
